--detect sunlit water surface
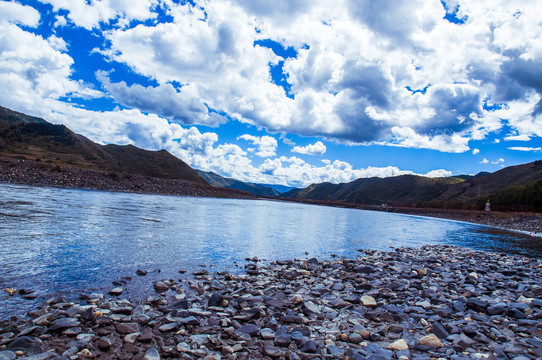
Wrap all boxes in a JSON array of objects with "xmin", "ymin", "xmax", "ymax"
[{"xmin": 1, "ymin": 183, "xmax": 540, "ymax": 317}]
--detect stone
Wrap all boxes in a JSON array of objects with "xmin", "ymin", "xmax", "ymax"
[
  {"xmin": 488, "ymin": 304, "xmax": 507, "ymax": 315},
  {"xmin": 7, "ymin": 336, "xmax": 44, "ymax": 355},
  {"xmin": 48, "ymin": 318, "xmax": 80, "ymax": 332},
  {"xmin": 361, "ymin": 295, "xmax": 377, "ymax": 307},
  {"xmin": 108, "ymin": 287, "xmax": 123, "ymax": 296},
  {"xmin": 208, "ymin": 292, "xmax": 223, "ymax": 307},
  {"xmin": 431, "ymin": 322, "xmax": 449, "ymax": 339},
  {"xmin": 274, "ymin": 334, "xmax": 291, "ymax": 347},
  {"xmin": 144, "ymin": 347, "xmax": 160, "ymax": 360},
  {"xmin": 453, "ymin": 334, "xmax": 477, "ymax": 352},
  {"xmin": 136, "ymin": 269, "xmax": 147, "ymax": 276},
  {"xmin": 387, "ymin": 339, "xmax": 408, "ymax": 351},
  {"xmin": 237, "ymin": 324, "xmax": 260, "ymax": 336},
  {"xmin": 349, "ymin": 332, "xmax": 363, "ymax": 344},
  {"xmin": 154, "ymin": 281, "xmax": 169, "ymax": 293},
  {"xmin": 299, "ymin": 340, "xmax": 317, "ymax": 353},
  {"xmin": 263, "ymin": 345, "xmax": 281, "ymax": 357},
  {"xmin": 97, "ymin": 337, "xmax": 111, "ymax": 351},
  {"xmin": 123, "ymin": 333, "xmax": 140, "ymax": 344},
  {"xmin": 280, "ymin": 314, "xmax": 302, "ymax": 324},
  {"xmin": 466, "ymin": 298, "xmax": 488, "ymax": 312},
  {"xmin": 419, "ymin": 334, "xmax": 443, "ymax": 349},
  {"xmin": 180, "ymin": 316, "xmax": 200, "ymax": 326},
  {"xmin": 115, "ymin": 323, "xmax": 139, "ymax": 334},
  {"xmin": 260, "ymin": 328, "xmax": 275, "ymax": 340}
]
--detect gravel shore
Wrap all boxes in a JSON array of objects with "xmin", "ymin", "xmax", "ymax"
[
  {"xmin": 0, "ymin": 156, "xmax": 254, "ymax": 199},
  {"xmin": 1, "ymin": 245, "xmax": 541, "ymax": 360}
]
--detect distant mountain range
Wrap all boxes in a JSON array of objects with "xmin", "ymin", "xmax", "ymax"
[{"xmin": 283, "ymin": 161, "xmax": 542, "ymax": 210}]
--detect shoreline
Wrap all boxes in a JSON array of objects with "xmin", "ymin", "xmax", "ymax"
[
  {"xmin": 0, "ymin": 156, "xmax": 256, "ymax": 200},
  {"xmin": 1, "ymin": 155, "xmax": 540, "ymax": 237},
  {"xmin": 1, "ymin": 245, "xmax": 541, "ymax": 359}
]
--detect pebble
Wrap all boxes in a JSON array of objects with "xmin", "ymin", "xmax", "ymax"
[{"xmin": 1, "ymin": 245, "xmax": 540, "ymax": 360}]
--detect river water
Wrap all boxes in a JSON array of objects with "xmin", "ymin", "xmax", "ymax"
[{"xmin": 0, "ymin": 183, "xmax": 540, "ymax": 317}]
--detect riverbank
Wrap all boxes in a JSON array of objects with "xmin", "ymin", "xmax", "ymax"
[
  {"xmin": 1, "ymin": 245, "xmax": 541, "ymax": 359},
  {"xmin": 283, "ymin": 198, "xmax": 542, "ymax": 237},
  {"xmin": 0, "ymin": 156, "xmax": 255, "ymax": 200},
  {"xmin": 389, "ymin": 207, "xmax": 542, "ymax": 237},
  {"xmin": 2, "ymin": 155, "xmax": 540, "ymax": 236}
]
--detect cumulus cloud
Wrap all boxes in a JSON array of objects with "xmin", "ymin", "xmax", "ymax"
[
  {"xmin": 33, "ymin": 0, "xmax": 541, "ymax": 153},
  {"xmin": 292, "ymin": 141, "xmax": 327, "ymax": 155},
  {"xmin": 41, "ymin": 0, "xmax": 159, "ymax": 29},
  {"xmin": 97, "ymin": 71, "xmax": 225, "ymax": 127},
  {"xmin": 472, "ymin": 148, "xmax": 480, "ymax": 155},
  {"xmin": 237, "ymin": 134, "xmax": 278, "ymax": 157},
  {"xmin": 0, "ymin": 1, "xmax": 40, "ymax": 27}
]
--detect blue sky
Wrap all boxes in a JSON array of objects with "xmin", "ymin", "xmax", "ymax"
[{"xmin": 1, "ymin": 0, "xmax": 542, "ymax": 187}]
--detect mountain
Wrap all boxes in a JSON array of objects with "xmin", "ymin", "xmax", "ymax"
[
  {"xmin": 283, "ymin": 161, "xmax": 542, "ymax": 210},
  {"xmin": 255, "ymin": 183, "xmax": 299, "ymax": 194},
  {"xmin": 197, "ymin": 170, "xmax": 280, "ymax": 197},
  {"xmin": 0, "ymin": 105, "xmax": 207, "ymax": 185}
]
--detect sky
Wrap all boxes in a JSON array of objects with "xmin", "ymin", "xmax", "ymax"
[{"xmin": 1, "ymin": 0, "xmax": 542, "ymax": 188}]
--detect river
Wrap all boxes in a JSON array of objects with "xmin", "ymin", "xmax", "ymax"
[{"xmin": 0, "ymin": 183, "xmax": 540, "ymax": 317}]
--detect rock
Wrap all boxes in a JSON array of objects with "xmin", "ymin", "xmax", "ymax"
[
  {"xmin": 274, "ymin": 334, "xmax": 291, "ymax": 347},
  {"xmin": 419, "ymin": 334, "xmax": 443, "ymax": 349},
  {"xmin": 299, "ymin": 340, "xmax": 317, "ymax": 353},
  {"xmin": 123, "ymin": 333, "xmax": 140, "ymax": 344},
  {"xmin": 7, "ymin": 336, "xmax": 43, "ymax": 355},
  {"xmin": 115, "ymin": 323, "xmax": 139, "ymax": 334},
  {"xmin": 387, "ymin": 339, "xmax": 409, "ymax": 351},
  {"xmin": 360, "ymin": 295, "xmax": 377, "ymax": 307},
  {"xmin": 466, "ymin": 298, "xmax": 488, "ymax": 312},
  {"xmin": 180, "ymin": 316, "xmax": 200, "ymax": 326},
  {"xmin": 154, "ymin": 281, "xmax": 169, "ymax": 293},
  {"xmin": 280, "ymin": 314, "xmax": 303, "ymax": 324},
  {"xmin": 144, "ymin": 347, "xmax": 160, "ymax": 360},
  {"xmin": 431, "ymin": 322, "xmax": 449, "ymax": 339},
  {"xmin": 237, "ymin": 323, "xmax": 260, "ymax": 337},
  {"xmin": 208, "ymin": 292, "xmax": 223, "ymax": 307},
  {"xmin": 97, "ymin": 337, "xmax": 111, "ymax": 351},
  {"xmin": 48, "ymin": 318, "xmax": 80, "ymax": 332},
  {"xmin": 327, "ymin": 345, "xmax": 345, "ymax": 357},
  {"xmin": 349, "ymin": 332, "xmax": 363, "ymax": 344},
  {"xmin": 260, "ymin": 328, "xmax": 275, "ymax": 340},
  {"xmin": 136, "ymin": 269, "xmax": 147, "ymax": 276},
  {"xmin": 488, "ymin": 303, "xmax": 507, "ymax": 315},
  {"xmin": 108, "ymin": 287, "xmax": 123, "ymax": 296},
  {"xmin": 453, "ymin": 334, "xmax": 477, "ymax": 352},
  {"xmin": 263, "ymin": 345, "xmax": 281, "ymax": 357}
]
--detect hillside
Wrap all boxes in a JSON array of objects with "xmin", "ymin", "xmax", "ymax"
[
  {"xmin": 284, "ymin": 162, "xmax": 542, "ymax": 210},
  {"xmin": 0, "ymin": 105, "xmax": 207, "ymax": 186},
  {"xmin": 197, "ymin": 170, "xmax": 279, "ymax": 197}
]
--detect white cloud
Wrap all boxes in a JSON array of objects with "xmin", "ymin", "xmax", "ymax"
[
  {"xmin": 237, "ymin": 134, "xmax": 278, "ymax": 157},
  {"xmin": 292, "ymin": 141, "xmax": 327, "ymax": 155},
  {"xmin": 424, "ymin": 169, "xmax": 453, "ymax": 178},
  {"xmin": 481, "ymin": 158, "xmax": 489, "ymax": 164},
  {"xmin": 0, "ymin": 1, "xmax": 40, "ymax": 27},
  {"xmin": 472, "ymin": 148, "xmax": 480, "ymax": 155},
  {"xmin": 508, "ymin": 147, "xmax": 542, "ymax": 152},
  {"xmin": 41, "ymin": 0, "xmax": 159, "ymax": 30},
  {"xmin": 491, "ymin": 158, "xmax": 505, "ymax": 164},
  {"xmin": 504, "ymin": 134, "xmax": 532, "ymax": 141}
]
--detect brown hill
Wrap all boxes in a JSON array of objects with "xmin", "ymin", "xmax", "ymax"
[
  {"xmin": 283, "ymin": 161, "xmax": 542, "ymax": 209},
  {"xmin": 0, "ymin": 105, "xmax": 207, "ymax": 185}
]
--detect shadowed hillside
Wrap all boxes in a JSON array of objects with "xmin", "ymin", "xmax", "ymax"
[
  {"xmin": 0, "ymin": 106, "xmax": 207, "ymax": 185},
  {"xmin": 283, "ymin": 162, "xmax": 542, "ymax": 210}
]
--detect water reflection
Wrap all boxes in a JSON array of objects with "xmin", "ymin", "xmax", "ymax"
[{"xmin": 0, "ymin": 183, "xmax": 540, "ymax": 317}]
